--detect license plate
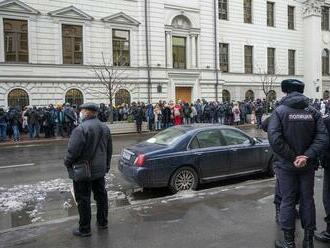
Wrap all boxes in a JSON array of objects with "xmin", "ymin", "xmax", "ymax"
[{"xmin": 122, "ymin": 150, "xmax": 131, "ymax": 160}]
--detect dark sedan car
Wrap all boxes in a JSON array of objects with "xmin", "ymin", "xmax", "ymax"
[{"xmin": 118, "ymin": 124, "xmax": 273, "ymax": 193}]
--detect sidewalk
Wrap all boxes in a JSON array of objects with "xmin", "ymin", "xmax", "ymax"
[
  {"xmin": 0, "ymin": 176, "xmax": 328, "ymax": 248},
  {"xmin": 0, "ymin": 123, "xmax": 256, "ymax": 147}
]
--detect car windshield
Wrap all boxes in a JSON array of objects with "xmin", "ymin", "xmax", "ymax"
[{"xmin": 146, "ymin": 128, "xmax": 186, "ymax": 145}]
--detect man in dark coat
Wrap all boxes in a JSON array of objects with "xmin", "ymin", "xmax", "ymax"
[
  {"xmin": 134, "ymin": 103, "xmax": 144, "ymax": 134},
  {"xmin": 64, "ymin": 103, "xmax": 112, "ymax": 237},
  {"xmin": 268, "ymin": 79, "xmax": 329, "ymax": 248}
]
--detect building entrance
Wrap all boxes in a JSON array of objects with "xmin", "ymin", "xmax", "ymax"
[{"xmin": 175, "ymin": 87, "xmax": 192, "ymax": 103}]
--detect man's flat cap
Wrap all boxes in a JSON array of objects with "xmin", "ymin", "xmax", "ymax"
[{"xmin": 79, "ymin": 103, "xmax": 99, "ymax": 112}]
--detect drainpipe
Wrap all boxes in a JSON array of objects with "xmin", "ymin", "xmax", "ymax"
[
  {"xmin": 144, "ymin": 0, "xmax": 152, "ymax": 103},
  {"xmin": 213, "ymin": 0, "xmax": 220, "ymax": 101}
]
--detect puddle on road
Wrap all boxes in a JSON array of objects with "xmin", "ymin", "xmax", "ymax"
[{"xmin": 0, "ymin": 191, "xmax": 77, "ymax": 231}]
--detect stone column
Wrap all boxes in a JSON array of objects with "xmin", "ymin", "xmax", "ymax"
[
  {"xmin": 303, "ymin": 0, "xmax": 323, "ymax": 99},
  {"xmin": 165, "ymin": 31, "xmax": 172, "ymax": 68},
  {"xmin": 191, "ymin": 34, "xmax": 197, "ymax": 69}
]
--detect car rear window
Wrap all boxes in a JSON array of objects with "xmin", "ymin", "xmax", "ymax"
[{"xmin": 146, "ymin": 128, "xmax": 186, "ymax": 145}]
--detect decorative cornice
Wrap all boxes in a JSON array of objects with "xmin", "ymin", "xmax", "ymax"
[
  {"xmin": 48, "ymin": 5, "xmax": 94, "ymax": 21},
  {"xmin": 303, "ymin": 0, "xmax": 325, "ymax": 17},
  {"xmin": 101, "ymin": 12, "xmax": 140, "ymax": 26},
  {"xmin": 0, "ymin": 0, "xmax": 40, "ymax": 15}
]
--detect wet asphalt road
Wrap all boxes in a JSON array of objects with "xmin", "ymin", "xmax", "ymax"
[
  {"xmin": 1, "ymin": 172, "xmax": 328, "ymax": 248},
  {"xmin": 0, "ymin": 126, "xmax": 267, "ymax": 231}
]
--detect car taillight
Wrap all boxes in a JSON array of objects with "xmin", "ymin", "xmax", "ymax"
[{"xmin": 134, "ymin": 154, "xmax": 145, "ymax": 167}]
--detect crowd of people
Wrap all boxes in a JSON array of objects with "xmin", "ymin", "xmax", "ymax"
[{"xmin": 0, "ymin": 97, "xmax": 329, "ymax": 142}]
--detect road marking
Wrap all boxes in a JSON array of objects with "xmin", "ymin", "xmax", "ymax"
[{"xmin": 0, "ymin": 163, "xmax": 35, "ymax": 169}]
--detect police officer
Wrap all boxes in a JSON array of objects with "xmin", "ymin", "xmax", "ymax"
[
  {"xmin": 314, "ymin": 114, "xmax": 330, "ymax": 243},
  {"xmin": 64, "ymin": 103, "xmax": 113, "ymax": 237},
  {"xmin": 268, "ymin": 79, "xmax": 328, "ymax": 248}
]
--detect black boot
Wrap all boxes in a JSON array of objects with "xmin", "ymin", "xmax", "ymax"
[
  {"xmin": 314, "ymin": 224, "xmax": 330, "ymax": 243},
  {"xmin": 275, "ymin": 230, "xmax": 295, "ymax": 248},
  {"xmin": 275, "ymin": 204, "xmax": 280, "ymax": 223},
  {"xmin": 302, "ymin": 230, "xmax": 314, "ymax": 248}
]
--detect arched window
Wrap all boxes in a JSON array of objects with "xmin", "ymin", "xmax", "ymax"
[
  {"xmin": 65, "ymin": 89, "xmax": 84, "ymax": 106},
  {"xmin": 222, "ymin": 89, "xmax": 231, "ymax": 102},
  {"xmin": 322, "ymin": 49, "xmax": 329, "ymax": 75},
  {"xmin": 171, "ymin": 15, "xmax": 192, "ymax": 29},
  {"xmin": 324, "ymin": 90, "xmax": 330, "ymax": 100},
  {"xmin": 267, "ymin": 90, "xmax": 277, "ymax": 102},
  {"xmin": 245, "ymin": 90, "xmax": 255, "ymax": 101},
  {"xmin": 8, "ymin": 88, "xmax": 29, "ymax": 110},
  {"xmin": 115, "ymin": 89, "xmax": 131, "ymax": 106}
]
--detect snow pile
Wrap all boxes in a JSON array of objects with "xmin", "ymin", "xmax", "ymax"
[{"xmin": 0, "ymin": 178, "xmax": 71, "ymax": 213}]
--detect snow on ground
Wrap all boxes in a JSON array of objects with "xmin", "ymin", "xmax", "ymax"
[{"xmin": 0, "ymin": 178, "xmax": 71, "ymax": 213}]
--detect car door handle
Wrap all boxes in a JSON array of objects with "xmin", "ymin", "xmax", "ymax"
[
  {"xmin": 194, "ymin": 153, "xmax": 203, "ymax": 156},
  {"xmin": 231, "ymin": 148, "xmax": 238, "ymax": 152}
]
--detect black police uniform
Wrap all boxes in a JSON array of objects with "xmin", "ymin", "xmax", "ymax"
[
  {"xmin": 268, "ymin": 80, "xmax": 328, "ymax": 248},
  {"xmin": 314, "ymin": 115, "xmax": 330, "ymax": 242}
]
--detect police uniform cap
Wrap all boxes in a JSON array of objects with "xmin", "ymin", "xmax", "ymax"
[
  {"xmin": 281, "ymin": 79, "xmax": 305, "ymax": 94},
  {"xmin": 79, "ymin": 103, "xmax": 99, "ymax": 112}
]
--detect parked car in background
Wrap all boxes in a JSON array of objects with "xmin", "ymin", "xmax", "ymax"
[{"xmin": 118, "ymin": 124, "xmax": 273, "ymax": 193}]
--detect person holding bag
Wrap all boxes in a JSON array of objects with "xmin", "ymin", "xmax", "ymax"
[{"xmin": 64, "ymin": 103, "xmax": 113, "ymax": 237}]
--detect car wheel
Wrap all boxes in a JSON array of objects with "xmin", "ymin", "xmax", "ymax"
[{"xmin": 169, "ymin": 166, "xmax": 198, "ymax": 194}]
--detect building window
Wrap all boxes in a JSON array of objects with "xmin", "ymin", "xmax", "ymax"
[
  {"xmin": 65, "ymin": 89, "xmax": 84, "ymax": 106},
  {"xmin": 288, "ymin": 6, "xmax": 295, "ymax": 30},
  {"xmin": 322, "ymin": 6, "xmax": 330, "ymax": 31},
  {"xmin": 245, "ymin": 90, "xmax": 255, "ymax": 101},
  {"xmin": 219, "ymin": 43, "xmax": 229, "ymax": 72},
  {"xmin": 62, "ymin": 24, "xmax": 83, "ymax": 64},
  {"xmin": 288, "ymin": 50, "xmax": 295, "ymax": 75},
  {"xmin": 323, "ymin": 49, "xmax": 330, "ymax": 75},
  {"xmin": 4, "ymin": 19, "xmax": 28, "ymax": 63},
  {"xmin": 7, "ymin": 88, "xmax": 29, "ymax": 110},
  {"xmin": 112, "ymin": 29, "xmax": 130, "ymax": 66},
  {"xmin": 244, "ymin": 0, "xmax": 252, "ymax": 23},
  {"xmin": 267, "ymin": 48, "xmax": 275, "ymax": 74},
  {"xmin": 115, "ymin": 89, "xmax": 131, "ymax": 106},
  {"xmin": 218, "ymin": 0, "xmax": 228, "ymax": 20},
  {"xmin": 267, "ymin": 2, "xmax": 275, "ymax": 27},
  {"xmin": 324, "ymin": 90, "xmax": 330, "ymax": 100},
  {"xmin": 172, "ymin": 36, "xmax": 186, "ymax": 69},
  {"xmin": 244, "ymin": 45, "xmax": 253, "ymax": 74},
  {"xmin": 222, "ymin": 89, "xmax": 231, "ymax": 102}
]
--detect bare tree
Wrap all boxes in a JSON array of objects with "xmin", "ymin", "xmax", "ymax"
[
  {"xmin": 255, "ymin": 65, "xmax": 278, "ymax": 113},
  {"xmin": 90, "ymin": 53, "xmax": 128, "ymax": 123}
]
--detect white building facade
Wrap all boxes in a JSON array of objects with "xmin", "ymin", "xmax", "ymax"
[{"xmin": 0, "ymin": 0, "xmax": 329, "ymax": 108}]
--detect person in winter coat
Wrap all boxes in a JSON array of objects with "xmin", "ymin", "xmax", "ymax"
[
  {"xmin": 217, "ymin": 103, "xmax": 226, "ymax": 125},
  {"xmin": 191, "ymin": 104, "xmax": 197, "ymax": 124},
  {"xmin": 146, "ymin": 104, "xmax": 155, "ymax": 131},
  {"xmin": 8, "ymin": 106, "xmax": 21, "ymax": 142},
  {"xmin": 134, "ymin": 103, "xmax": 144, "ymax": 134},
  {"xmin": 255, "ymin": 99, "xmax": 264, "ymax": 129},
  {"xmin": 173, "ymin": 102, "xmax": 182, "ymax": 126},
  {"xmin": 64, "ymin": 103, "xmax": 112, "ymax": 237},
  {"xmin": 162, "ymin": 104, "xmax": 171, "ymax": 129},
  {"xmin": 0, "ymin": 108, "xmax": 8, "ymax": 142},
  {"xmin": 25, "ymin": 106, "xmax": 40, "ymax": 139},
  {"xmin": 55, "ymin": 104, "xmax": 65, "ymax": 137},
  {"xmin": 232, "ymin": 103, "xmax": 241, "ymax": 125},
  {"xmin": 154, "ymin": 104, "xmax": 162, "ymax": 130},
  {"xmin": 182, "ymin": 102, "xmax": 192, "ymax": 125}
]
